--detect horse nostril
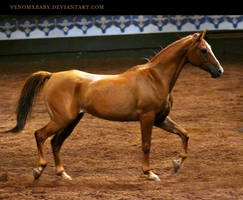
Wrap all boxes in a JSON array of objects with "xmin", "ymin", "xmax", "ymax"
[
  {"xmin": 218, "ymin": 68, "xmax": 223, "ymax": 75},
  {"xmin": 218, "ymin": 66, "xmax": 224, "ymax": 75}
]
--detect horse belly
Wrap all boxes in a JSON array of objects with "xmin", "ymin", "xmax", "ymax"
[{"xmin": 82, "ymin": 85, "xmax": 138, "ymax": 121}]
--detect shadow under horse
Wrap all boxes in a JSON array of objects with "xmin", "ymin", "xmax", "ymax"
[{"xmin": 6, "ymin": 30, "xmax": 224, "ymax": 181}]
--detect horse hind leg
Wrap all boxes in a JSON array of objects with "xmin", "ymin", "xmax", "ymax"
[
  {"xmin": 33, "ymin": 121, "xmax": 61, "ymax": 180},
  {"xmin": 51, "ymin": 112, "xmax": 84, "ymax": 180}
]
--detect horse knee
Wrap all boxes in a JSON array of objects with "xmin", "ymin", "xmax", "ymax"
[
  {"xmin": 178, "ymin": 128, "xmax": 189, "ymax": 141},
  {"xmin": 185, "ymin": 134, "xmax": 189, "ymax": 141},
  {"xmin": 183, "ymin": 133, "xmax": 189, "ymax": 144}
]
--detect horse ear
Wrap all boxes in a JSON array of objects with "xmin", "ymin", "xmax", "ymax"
[
  {"xmin": 198, "ymin": 29, "xmax": 207, "ymax": 41},
  {"xmin": 201, "ymin": 29, "xmax": 207, "ymax": 39}
]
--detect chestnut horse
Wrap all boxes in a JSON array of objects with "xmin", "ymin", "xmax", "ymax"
[{"xmin": 6, "ymin": 30, "xmax": 223, "ymax": 181}]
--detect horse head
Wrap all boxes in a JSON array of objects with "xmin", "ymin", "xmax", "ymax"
[{"xmin": 186, "ymin": 30, "xmax": 224, "ymax": 78}]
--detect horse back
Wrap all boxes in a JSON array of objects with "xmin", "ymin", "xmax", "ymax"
[{"xmin": 43, "ymin": 69, "xmax": 139, "ymax": 122}]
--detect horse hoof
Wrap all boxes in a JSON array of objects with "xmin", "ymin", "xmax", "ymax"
[
  {"xmin": 172, "ymin": 160, "xmax": 180, "ymax": 173},
  {"xmin": 61, "ymin": 172, "xmax": 72, "ymax": 180},
  {"xmin": 33, "ymin": 168, "xmax": 42, "ymax": 180},
  {"xmin": 148, "ymin": 171, "xmax": 161, "ymax": 182}
]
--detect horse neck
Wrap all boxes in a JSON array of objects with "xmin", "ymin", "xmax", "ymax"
[{"xmin": 149, "ymin": 36, "xmax": 193, "ymax": 93}]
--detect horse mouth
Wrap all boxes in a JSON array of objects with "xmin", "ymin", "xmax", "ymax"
[
  {"xmin": 211, "ymin": 72, "xmax": 221, "ymax": 78},
  {"xmin": 210, "ymin": 66, "xmax": 224, "ymax": 78}
]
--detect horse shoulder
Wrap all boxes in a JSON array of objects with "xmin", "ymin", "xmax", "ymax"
[{"xmin": 134, "ymin": 66, "xmax": 168, "ymax": 110}]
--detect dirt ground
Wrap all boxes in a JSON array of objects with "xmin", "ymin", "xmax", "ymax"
[{"xmin": 0, "ymin": 55, "xmax": 242, "ymax": 200}]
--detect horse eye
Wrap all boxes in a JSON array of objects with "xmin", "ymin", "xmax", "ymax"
[{"xmin": 201, "ymin": 48, "xmax": 207, "ymax": 54}]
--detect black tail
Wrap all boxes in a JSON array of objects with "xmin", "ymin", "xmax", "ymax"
[{"xmin": 5, "ymin": 71, "xmax": 52, "ymax": 133}]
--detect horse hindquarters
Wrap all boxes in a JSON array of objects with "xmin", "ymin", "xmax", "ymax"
[{"xmin": 33, "ymin": 73, "xmax": 84, "ymax": 180}]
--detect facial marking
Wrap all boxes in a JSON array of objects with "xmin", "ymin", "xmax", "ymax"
[{"xmin": 205, "ymin": 41, "xmax": 224, "ymax": 73}]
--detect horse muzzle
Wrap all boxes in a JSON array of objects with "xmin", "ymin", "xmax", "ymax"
[{"xmin": 210, "ymin": 65, "xmax": 224, "ymax": 78}]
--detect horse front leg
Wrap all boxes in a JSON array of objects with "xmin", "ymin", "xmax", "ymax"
[
  {"xmin": 139, "ymin": 111, "xmax": 160, "ymax": 181},
  {"xmin": 155, "ymin": 116, "xmax": 189, "ymax": 172}
]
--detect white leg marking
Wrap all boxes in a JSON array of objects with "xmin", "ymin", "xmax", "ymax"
[
  {"xmin": 148, "ymin": 171, "xmax": 161, "ymax": 181},
  {"xmin": 61, "ymin": 172, "xmax": 72, "ymax": 180}
]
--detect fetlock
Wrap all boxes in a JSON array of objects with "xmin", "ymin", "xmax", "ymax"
[{"xmin": 179, "ymin": 152, "xmax": 187, "ymax": 159}]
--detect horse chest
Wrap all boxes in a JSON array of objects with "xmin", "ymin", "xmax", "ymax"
[
  {"xmin": 155, "ymin": 95, "xmax": 171, "ymax": 114},
  {"xmin": 137, "ymin": 92, "xmax": 171, "ymax": 115}
]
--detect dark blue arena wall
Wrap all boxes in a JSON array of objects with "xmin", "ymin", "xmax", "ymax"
[
  {"xmin": 0, "ymin": 15, "xmax": 243, "ymax": 63},
  {"xmin": 0, "ymin": 31, "xmax": 243, "ymax": 63}
]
